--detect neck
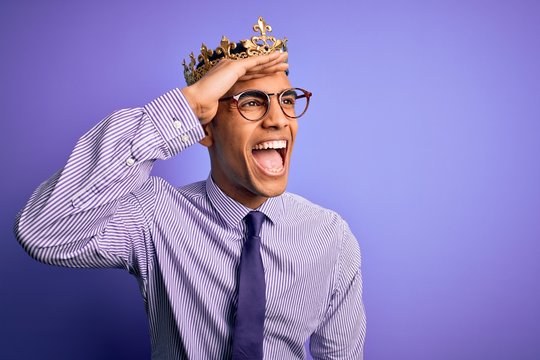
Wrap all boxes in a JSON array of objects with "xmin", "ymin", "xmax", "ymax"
[{"xmin": 210, "ymin": 173, "xmax": 268, "ymax": 209}]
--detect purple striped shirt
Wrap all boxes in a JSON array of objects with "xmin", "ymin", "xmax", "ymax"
[{"xmin": 14, "ymin": 88, "xmax": 366, "ymax": 359}]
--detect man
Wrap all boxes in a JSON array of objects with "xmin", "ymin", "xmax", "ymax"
[{"xmin": 15, "ymin": 17, "xmax": 366, "ymax": 359}]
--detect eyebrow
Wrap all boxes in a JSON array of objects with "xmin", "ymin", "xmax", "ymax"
[{"xmin": 219, "ymin": 88, "xmax": 293, "ymax": 102}]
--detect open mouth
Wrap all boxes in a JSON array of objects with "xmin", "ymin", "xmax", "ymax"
[{"xmin": 251, "ymin": 140, "xmax": 287, "ymax": 175}]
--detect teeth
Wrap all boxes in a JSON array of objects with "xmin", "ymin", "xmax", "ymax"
[
  {"xmin": 264, "ymin": 166, "xmax": 284, "ymax": 173},
  {"xmin": 252, "ymin": 140, "xmax": 287, "ymax": 150}
]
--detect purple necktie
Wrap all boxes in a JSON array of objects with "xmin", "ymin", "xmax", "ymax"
[{"xmin": 232, "ymin": 211, "xmax": 266, "ymax": 360}]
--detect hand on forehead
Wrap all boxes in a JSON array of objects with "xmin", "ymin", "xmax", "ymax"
[{"xmin": 180, "ymin": 17, "xmax": 290, "ymax": 125}]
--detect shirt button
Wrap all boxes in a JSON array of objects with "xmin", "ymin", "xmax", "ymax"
[
  {"xmin": 173, "ymin": 120, "xmax": 182, "ymax": 129},
  {"xmin": 126, "ymin": 157, "xmax": 135, "ymax": 166},
  {"xmin": 181, "ymin": 134, "xmax": 190, "ymax": 143}
]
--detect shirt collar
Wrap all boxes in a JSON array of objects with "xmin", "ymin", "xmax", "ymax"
[{"xmin": 205, "ymin": 175, "xmax": 285, "ymax": 229}]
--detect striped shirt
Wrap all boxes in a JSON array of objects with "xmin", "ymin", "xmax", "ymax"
[{"xmin": 14, "ymin": 89, "xmax": 366, "ymax": 359}]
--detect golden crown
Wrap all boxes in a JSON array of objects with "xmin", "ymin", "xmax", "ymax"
[{"xmin": 182, "ymin": 17, "xmax": 288, "ymax": 86}]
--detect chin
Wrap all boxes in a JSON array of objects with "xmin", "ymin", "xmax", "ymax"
[
  {"xmin": 258, "ymin": 185, "xmax": 287, "ymax": 198},
  {"xmin": 249, "ymin": 174, "xmax": 289, "ymax": 199}
]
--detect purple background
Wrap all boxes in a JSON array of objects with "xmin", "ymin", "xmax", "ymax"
[{"xmin": 2, "ymin": 0, "xmax": 540, "ymax": 359}]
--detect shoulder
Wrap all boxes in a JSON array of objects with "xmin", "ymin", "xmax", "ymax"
[
  {"xmin": 129, "ymin": 176, "xmax": 206, "ymax": 218},
  {"xmin": 281, "ymin": 192, "xmax": 356, "ymax": 246},
  {"xmin": 283, "ymin": 191, "xmax": 360, "ymax": 246},
  {"xmin": 281, "ymin": 191, "xmax": 345, "ymax": 226}
]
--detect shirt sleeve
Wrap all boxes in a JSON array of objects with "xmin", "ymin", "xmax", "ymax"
[
  {"xmin": 14, "ymin": 88, "xmax": 205, "ymax": 279},
  {"xmin": 310, "ymin": 219, "xmax": 367, "ymax": 359}
]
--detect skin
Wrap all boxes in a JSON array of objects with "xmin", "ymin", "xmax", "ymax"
[{"xmin": 181, "ymin": 53, "xmax": 296, "ymax": 209}]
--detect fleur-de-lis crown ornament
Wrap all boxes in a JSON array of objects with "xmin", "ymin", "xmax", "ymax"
[{"xmin": 182, "ymin": 17, "xmax": 288, "ymax": 86}]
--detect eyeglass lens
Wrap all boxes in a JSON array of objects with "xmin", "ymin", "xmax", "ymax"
[{"xmin": 236, "ymin": 88, "xmax": 309, "ymax": 121}]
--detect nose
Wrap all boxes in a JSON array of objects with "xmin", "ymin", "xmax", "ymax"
[{"xmin": 261, "ymin": 96, "xmax": 289, "ymax": 129}]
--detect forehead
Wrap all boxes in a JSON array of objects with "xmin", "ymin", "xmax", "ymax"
[{"xmin": 225, "ymin": 71, "xmax": 292, "ymax": 97}]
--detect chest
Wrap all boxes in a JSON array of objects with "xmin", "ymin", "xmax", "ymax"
[{"xmin": 150, "ymin": 215, "xmax": 336, "ymax": 334}]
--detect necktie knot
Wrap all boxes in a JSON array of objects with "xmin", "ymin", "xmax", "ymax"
[{"xmin": 245, "ymin": 211, "xmax": 265, "ymax": 238}]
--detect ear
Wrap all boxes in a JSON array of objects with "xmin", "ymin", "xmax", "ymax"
[{"xmin": 198, "ymin": 122, "xmax": 214, "ymax": 148}]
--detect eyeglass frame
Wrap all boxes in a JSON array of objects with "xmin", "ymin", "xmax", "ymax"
[{"xmin": 218, "ymin": 87, "xmax": 313, "ymax": 121}]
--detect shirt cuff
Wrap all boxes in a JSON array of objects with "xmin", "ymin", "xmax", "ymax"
[{"xmin": 144, "ymin": 88, "xmax": 205, "ymax": 157}]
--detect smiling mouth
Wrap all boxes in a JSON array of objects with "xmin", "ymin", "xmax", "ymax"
[{"xmin": 251, "ymin": 140, "xmax": 287, "ymax": 175}]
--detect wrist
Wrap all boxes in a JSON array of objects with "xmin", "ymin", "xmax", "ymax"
[{"xmin": 180, "ymin": 86, "xmax": 204, "ymax": 123}]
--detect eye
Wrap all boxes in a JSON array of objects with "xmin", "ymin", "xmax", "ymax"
[
  {"xmin": 281, "ymin": 93, "xmax": 297, "ymax": 106},
  {"xmin": 239, "ymin": 99, "xmax": 265, "ymax": 108},
  {"xmin": 237, "ymin": 90, "xmax": 267, "ymax": 109},
  {"xmin": 281, "ymin": 97, "xmax": 296, "ymax": 105}
]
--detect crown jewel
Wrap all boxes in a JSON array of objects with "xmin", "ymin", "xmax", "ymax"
[{"xmin": 182, "ymin": 17, "xmax": 288, "ymax": 86}]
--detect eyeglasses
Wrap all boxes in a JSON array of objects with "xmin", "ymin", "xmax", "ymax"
[{"xmin": 218, "ymin": 88, "xmax": 313, "ymax": 121}]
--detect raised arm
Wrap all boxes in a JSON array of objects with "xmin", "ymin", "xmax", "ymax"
[
  {"xmin": 14, "ymin": 89, "xmax": 203, "ymax": 273},
  {"xmin": 14, "ymin": 52, "xmax": 289, "ymax": 277}
]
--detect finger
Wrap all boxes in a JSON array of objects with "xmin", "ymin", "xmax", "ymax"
[
  {"xmin": 241, "ymin": 52, "xmax": 287, "ymax": 73},
  {"xmin": 238, "ymin": 73, "xmax": 267, "ymax": 81},
  {"xmin": 256, "ymin": 52, "xmax": 288, "ymax": 69},
  {"xmin": 238, "ymin": 63, "xmax": 289, "ymax": 81},
  {"xmin": 229, "ymin": 53, "xmax": 279, "ymax": 76},
  {"xmin": 244, "ymin": 63, "xmax": 289, "ymax": 78},
  {"xmin": 245, "ymin": 53, "xmax": 288, "ymax": 74},
  {"xmin": 245, "ymin": 51, "xmax": 282, "ymax": 67},
  {"xmin": 250, "ymin": 62, "xmax": 289, "ymax": 75}
]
